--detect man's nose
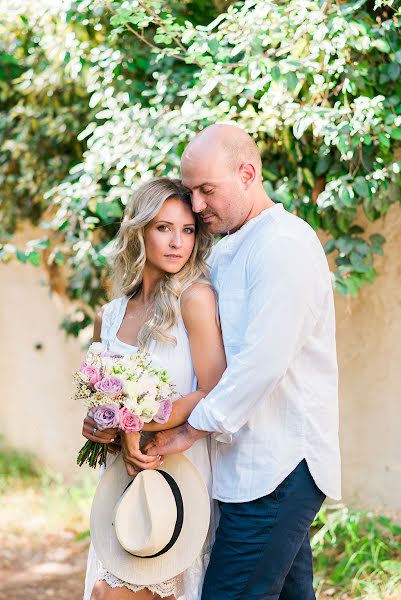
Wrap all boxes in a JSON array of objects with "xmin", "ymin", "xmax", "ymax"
[{"xmin": 191, "ymin": 192, "xmax": 207, "ymax": 213}]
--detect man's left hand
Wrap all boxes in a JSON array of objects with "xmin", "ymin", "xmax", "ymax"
[{"xmin": 143, "ymin": 422, "xmax": 209, "ymax": 456}]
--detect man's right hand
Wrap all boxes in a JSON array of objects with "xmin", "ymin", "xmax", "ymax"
[{"xmin": 121, "ymin": 431, "xmax": 163, "ymax": 477}]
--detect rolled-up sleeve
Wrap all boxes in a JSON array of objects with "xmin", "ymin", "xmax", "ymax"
[{"xmin": 188, "ymin": 234, "xmax": 319, "ymax": 438}]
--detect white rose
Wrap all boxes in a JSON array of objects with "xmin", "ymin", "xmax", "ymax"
[
  {"xmin": 139, "ymin": 396, "xmax": 161, "ymax": 420},
  {"xmin": 116, "ymin": 370, "xmax": 130, "ymax": 382},
  {"xmin": 124, "ymin": 397, "xmax": 141, "ymax": 415},
  {"xmin": 136, "ymin": 376, "xmax": 158, "ymax": 402},
  {"xmin": 120, "ymin": 357, "xmax": 134, "ymax": 371},
  {"xmin": 88, "ymin": 342, "xmax": 104, "ymax": 355},
  {"xmin": 101, "ymin": 357, "xmax": 117, "ymax": 374},
  {"xmin": 124, "ymin": 380, "xmax": 140, "ymax": 401},
  {"xmin": 159, "ymin": 382, "xmax": 172, "ymax": 398}
]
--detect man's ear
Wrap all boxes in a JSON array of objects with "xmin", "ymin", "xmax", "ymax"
[{"xmin": 239, "ymin": 162, "xmax": 256, "ymax": 189}]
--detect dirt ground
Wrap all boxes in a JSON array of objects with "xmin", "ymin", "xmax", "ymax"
[
  {"xmin": 0, "ymin": 489, "xmax": 397, "ymax": 600},
  {"xmin": 0, "ymin": 527, "xmax": 347, "ymax": 600},
  {"xmin": 0, "ymin": 529, "xmax": 89, "ymax": 600}
]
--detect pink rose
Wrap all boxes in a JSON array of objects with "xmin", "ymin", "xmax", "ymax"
[
  {"xmin": 80, "ymin": 363, "xmax": 101, "ymax": 386},
  {"xmin": 153, "ymin": 399, "xmax": 173, "ymax": 424},
  {"xmin": 95, "ymin": 376, "xmax": 123, "ymax": 397},
  {"xmin": 119, "ymin": 407, "xmax": 144, "ymax": 432}
]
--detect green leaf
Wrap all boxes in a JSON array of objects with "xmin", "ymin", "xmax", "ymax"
[
  {"xmin": 16, "ymin": 249, "xmax": 27, "ymax": 264},
  {"xmin": 27, "ymin": 251, "xmax": 41, "ymax": 266},
  {"xmin": 349, "ymin": 225, "xmax": 364, "ymax": 234},
  {"xmin": 372, "ymin": 39, "xmax": 391, "ymax": 53},
  {"xmin": 271, "ymin": 65, "xmax": 280, "ymax": 82},
  {"xmin": 339, "ymin": 185, "xmax": 355, "ymax": 207},
  {"xmin": 382, "ymin": 560, "xmax": 401, "ymax": 576},
  {"xmin": 75, "ymin": 529, "xmax": 90, "ymax": 542},
  {"xmin": 344, "ymin": 277, "xmax": 360, "ymax": 297},
  {"xmin": 286, "ymin": 72, "xmax": 298, "ymax": 92},
  {"xmin": 95, "ymin": 201, "xmax": 123, "ymax": 222},
  {"xmin": 316, "ymin": 154, "xmax": 331, "ymax": 176},
  {"xmin": 370, "ymin": 233, "xmax": 385, "ymax": 255},
  {"xmin": 390, "ymin": 128, "xmax": 401, "ymax": 140},
  {"xmin": 334, "ymin": 279, "xmax": 349, "ymax": 296},
  {"xmin": 388, "ymin": 63, "xmax": 401, "ymax": 81},
  {"xmin": 354, "ymin": 177, "xmax": 370, "ymax": 198},
  {"xmin": 293, "ymin": 117, "xmax": 312, "ymax": 140},
  {"xmin": 324, "ymin": 239, "xmax": 336, "ymax": 254},
  {"xmin": 57, "ymin": 220, "xmax": 69, "ymax": 232},
  {"xmin": 54, "ymin": 250, "xmax": 65, "ymax": 265},
  {"xmin": 378, "ymin": 132, "xmax": 390, "ymax": 150}
]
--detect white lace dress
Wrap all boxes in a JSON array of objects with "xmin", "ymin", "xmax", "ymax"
[{"xmin": 83, "ymin": 294, "xmax": 218, "ymax": 600}]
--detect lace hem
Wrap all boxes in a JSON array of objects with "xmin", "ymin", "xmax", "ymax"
[{"xmin": 99, "ymin": 568, "xmax": 182, "ymax": 598}]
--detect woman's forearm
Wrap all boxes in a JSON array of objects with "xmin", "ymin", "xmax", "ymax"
[{"xmin": 142, "ymin": 390, "xmax": 206, "ymax": 432}]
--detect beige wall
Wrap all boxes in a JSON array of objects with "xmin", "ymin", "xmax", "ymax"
[
  {"xmin": 0, "ymin": 228, "xmax": 86, "ymax": 478},
  {"xmin": 334, "ymin": 204, "xmax": 401, "ymax": 513},
  {"xmin": 1, "ymin": 212, "xmax": 400, "ymax": 510}
]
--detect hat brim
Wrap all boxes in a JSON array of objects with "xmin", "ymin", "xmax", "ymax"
[{"xmin": 90, "ymin": 453, "xmax": 210, "ymax": 585}]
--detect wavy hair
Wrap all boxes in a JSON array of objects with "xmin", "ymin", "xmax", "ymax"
[{"xmin": 111, "ymin": 177, "xmax": 213, "ymax": 349}]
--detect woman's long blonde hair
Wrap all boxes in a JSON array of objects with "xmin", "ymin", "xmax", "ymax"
[{"xmin": 111, "ymin": 177, "xmax": 213, "ymax": 349}]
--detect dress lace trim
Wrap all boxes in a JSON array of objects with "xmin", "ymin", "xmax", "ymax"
[{"xmin": 98, "ymin": 568, "xmax": 183, "ymax": 598}]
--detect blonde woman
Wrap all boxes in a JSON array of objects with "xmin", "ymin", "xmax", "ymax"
[{"xmin": 82, "ymin": 177, "xmax": 226, "ymax": 600}]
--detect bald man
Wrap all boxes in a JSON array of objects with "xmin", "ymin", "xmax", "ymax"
[{"xmin": 146, "ymin": 124, "xmax": 341, "ymax": 600}]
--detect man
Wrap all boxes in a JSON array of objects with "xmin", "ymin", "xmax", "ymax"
[{"xmin": 142, "ymin": 124, "xmax": 341, "ymax": 599}]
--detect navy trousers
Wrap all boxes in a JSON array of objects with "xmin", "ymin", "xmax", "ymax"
[{"xmin": 201, "ymin": 460, "xmax": 325, "ymax": 600}]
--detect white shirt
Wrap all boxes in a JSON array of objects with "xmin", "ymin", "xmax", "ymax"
[{"xmin": 189, "ymin": 203, "xmax": 341, "ymax": 502}]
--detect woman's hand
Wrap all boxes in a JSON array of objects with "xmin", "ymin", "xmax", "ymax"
[
  {"xmin": 121, "ymin": 431, "xmax": 163, "ymax": 477},
  {"xmin": 82, "ymin": 415, "xmax": 118, "ymax": 444}
]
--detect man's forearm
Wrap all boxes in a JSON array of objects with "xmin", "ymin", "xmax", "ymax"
[
  {"xmin": 143, "ymin": 421, "xmax": 210, "ymax": 456},
  {"xmin": 184, "ymin": 421, "xmax": 210, "ymax": 442}
]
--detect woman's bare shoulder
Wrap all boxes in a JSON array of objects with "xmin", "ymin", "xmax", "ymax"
[{"xmin": 180, "ymin": 282, "xmax": 217, "ymax": 327}]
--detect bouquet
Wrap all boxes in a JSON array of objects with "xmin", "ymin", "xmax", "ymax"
[{"xmin": 73, "ymin": 342, "xmax": 175, "ymax": 468}]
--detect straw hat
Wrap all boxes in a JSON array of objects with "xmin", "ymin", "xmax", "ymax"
[{"xmin": 90, "ymin": 453, "xmax": 210, "ymax": 585}]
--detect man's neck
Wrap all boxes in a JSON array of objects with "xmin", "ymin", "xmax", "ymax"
[{"xmin": 229, "ymin": 191, "xmax": 275, "ymax": 234}]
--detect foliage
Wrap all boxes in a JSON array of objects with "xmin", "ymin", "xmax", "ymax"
[
  {"xmin": 0, "ymin": 1, "xmax": 96, "ymax": 238},
  {"xmin": 0, "ymin": 436, "xmax": 41, "ymax": 486},
  {"xmin": 1, "ymin": 0, "xmax": 401, "ymax": 335},
  {"xmin": 312, "ymin": 504, "xmax": 401, "ymax": 597},
  {"xmin": 0, "ymin": 439, "xmax": 95, "ymax": 534}
]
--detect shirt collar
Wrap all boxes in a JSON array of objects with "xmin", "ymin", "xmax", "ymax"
[{"xmin": 227, "ymin": 202, "xmax": 284, "ymax": 238}]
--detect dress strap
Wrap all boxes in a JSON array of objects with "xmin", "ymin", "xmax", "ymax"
[{"xmin": 100, "ymin": 296, "xmax": 130, "ymax": 349}]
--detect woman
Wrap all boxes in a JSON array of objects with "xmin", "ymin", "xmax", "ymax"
[{"xmin": 82, "ymin": 177, "xmax": 226, "ymax": 600}]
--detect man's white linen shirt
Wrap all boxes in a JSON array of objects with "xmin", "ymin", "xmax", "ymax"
[{"xmin": 188, "ymin": 203, "xmax": 341, "ymax": 502}]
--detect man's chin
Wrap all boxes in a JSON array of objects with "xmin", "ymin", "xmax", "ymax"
[{"xmin": 205, "ymin": 220, "xmax": 225, "ymax": 235}]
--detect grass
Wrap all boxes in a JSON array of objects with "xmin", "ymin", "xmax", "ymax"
[
  {"xmin": 1, "ymin": 440, "xmax": 401, "ymax": 599},
  {"xmin": 312, "ymin": 504, "xmax": 401, "ymax": 598},
  {"xmin": 0, "ymin": 438, "xmax": 96, "ymax": 536}
]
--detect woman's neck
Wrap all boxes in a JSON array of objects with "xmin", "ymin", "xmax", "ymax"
[{"xmin": 139, "ymin": 266, "xmax": 163, "ymax": 304}]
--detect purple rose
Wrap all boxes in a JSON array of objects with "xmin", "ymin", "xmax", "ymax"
[
  {"xmin": 153, "ymin": 399, "xmax": 173, "ymax": 424},
  {"xmin": 80, "ymin": 363, "xmax": 101, "ymax": 386},
  {"xmin": 94, "ymin": 376, "xmax": 123, "ymax": 397},
  {"xmin": 92, "ymin": 403, "xmax": 120, "ymax": 430},
  {"xmin": 119, "ymin": 407, "xmax": 144, "ymax": 432}
]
